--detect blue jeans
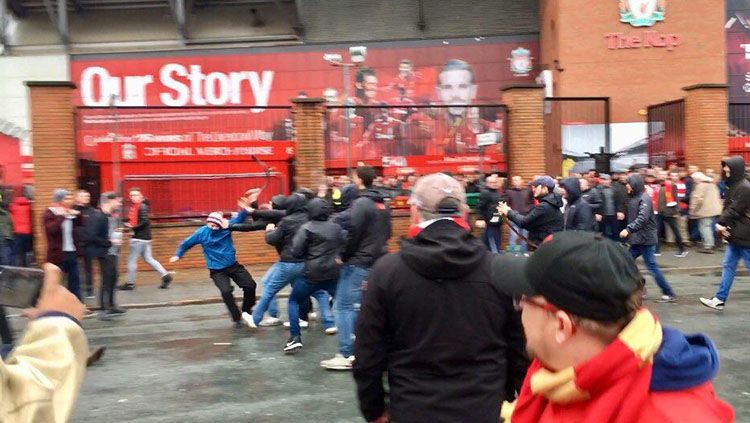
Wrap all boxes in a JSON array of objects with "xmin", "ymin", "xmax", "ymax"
[
  {"xmin": 0, "ymin": 238, "xmax": 12, "ymax": 266},
  {"xmin": 60, "ymin": 252, "xmax": 81, "ymax": 299},
  {"xmin": 716, "ymin": 243, "xmax": 750, "ymax": 302},
  {"xmin": 335, "ymin": 264, "xmax": 369, "ymax": 357},
  {"xmin": 252, "ymin": 262, "xmax": 304, "ymax": 325},
  {"xmin": 481, "ymin": 225, "xmax": 502, "ymax": 253},
  {"xmin": 288, "ymin": 279, "xmax": 337, "ymax": 337},
  {"xmin": 630, "ymin": 245, "xmax": 675, "ymax": 296},
  {"xmin": 507, "ymin": 223, "xmax": 528, "ymax": 253}
]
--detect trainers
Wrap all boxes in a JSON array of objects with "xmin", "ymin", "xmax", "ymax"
[
  {"xmin": 320, "ymin": 354, "xmax": 355, "ymax": 370},
  {"xmin": 259, "ymin": 317, "xmax": 283, "ymax": 327},
  {"xmin": 654, "ymin": 295, "xmax": 677, "ymax": 303},
  {"xmin": 241, "ymin": 312, "xmax": 258, "ymax": 331},
  {"xmin": 654, "ymin": 253, "xmax": 662, "ymax": 257},
  {"xmin": 282, "ymin": 319, "xmax": 309, "ymax": 329},
  {"xmin": 325, "ymin": 327, "xmax": 338, "ymax": 335},
  {"xmin": 107, "ymin": 307, "xmax": 127, "ymax": 315},
  {"xmin": 117, "ymin": 283, "xmax": 135, "ymax": 291},
  {"xmin": 700, "ymin": 297, "xmax": 725, "ymax": 311},
  {"xmin": 307, "ymin": 312, "xmax": 318, "ymax": 321},
  {"xmin": 159, "ymin": 274, "xmax": 173, "ymax": 289},
  {"xmin": 675, "ymin": 251, "xmax": 689, "ymax": 258},
  {"xmin": 283, "ymin": 336, "xmax": 303, "ymax": 354}
]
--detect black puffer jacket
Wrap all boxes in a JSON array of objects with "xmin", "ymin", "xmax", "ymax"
[
  {"xmin": 265, "ymin": 193, "xmax": 308, "ymax": 262},
  {"xmin": 718, "ymin": 156, "xmax": 750, "ymax": 248},
  {"xmin": 343, "ymin": 189, "xmax": 392, "ymax": 267},
  {"xmin": 291, "ymin": 198, "xmax": 348, "ymax": 282},
  {"xmin": 353, "ymin": 219, "xmax": 528, "ymax": 423},
  {"xmin": 560, "ymin": 177, "xmax": 595, "ymax": 231},
  {"xmin": 581, "ymin": 186, "xmax": 603, "ymax": 215},
  {"xmin": 507, "ymin": 192, "xmax": 563, "ymax": 246},
  {"xmin": 333, "ymin": 184, "xmax": 359, "ymax": 230},
  {"xmin": 625, "ymin": 174, "xmax": 658, "ymax": 246}
]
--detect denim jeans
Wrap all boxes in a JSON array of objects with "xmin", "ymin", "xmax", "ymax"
[
  {"xmin": 335, "ymin": 264, "xmax": 369, "ymax": 357},
  {"xmin": 0, "ymin": 238, "xmax": 12, "ymax": 266},
  {"xmin": 481, "ymin": 225, "xmax": 502, "ymax": 253},
  {"xmin": 716, "ymin": 243, "xmax": 750, "ymax": 302},
  {"xmin": 288, "ymin": 279, "xmax": 337, "ymax": 337},
  {"xmin": 60, "ymin": 252, "xmax": 81, "ymax": 299},
  {"xmin": 507, "ymin": 223, "xmax": 528, "ymax": 253},
  {"xmin": 252, "ymin": 262, "xmax": 304, "ymax": 325},
  {"xmin": 697, "ymin": 218, "xmax": 716, "ymax": 249},
  {"xmin": 630, "ymin": 244, "xmax": 675, "ymax": 296}
]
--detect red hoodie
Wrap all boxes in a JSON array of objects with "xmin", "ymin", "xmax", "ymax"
[{"xmin": 9, "ymin": 197, "xmax": 32, "ymax": 235}]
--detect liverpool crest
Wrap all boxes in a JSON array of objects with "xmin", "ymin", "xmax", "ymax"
[
  {"xmin": 509, "ymin": 47, "xmax": 533, "ymax": 77},
  {"xmin": 619, "ymin": 0, "xmax": 665, "ymax": 27}
]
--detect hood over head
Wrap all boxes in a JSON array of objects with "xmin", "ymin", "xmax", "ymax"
[
  {"xmin": 307, "ymin": 198, "xmax": 331, "ymax": 221},
  {"xmin": 340, "ymin": 184, "xmax": 359, "ymax": 210},
  {"xmin": 284, "ymin": 192, "xmax": 308, "ymax": 214},
  {"xmin": 540, "ymin": 192, "xmax": 563, "ymax": 209},
  {"xmin": 560, "ymin": 177, "xmax": 582, "ymax": 203},
  {"xmin": 721, "ymin": 156, "xmax": 746, "ymax": 186},
  {"xmin": 650, "ymin": 327, "xmax": 721, "ymax": 392},
  {"xmin": 626, "ymin": 174, "xmax": 645, "ymax": 196}
]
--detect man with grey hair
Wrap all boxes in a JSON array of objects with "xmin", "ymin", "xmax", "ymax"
[
  {"xmin": 43, "ymin": 188, "xmax": 83, "ymax": 299},
  {"xmin": 353, "ymin": 173, "xmax": 528, "ymax": 423}
]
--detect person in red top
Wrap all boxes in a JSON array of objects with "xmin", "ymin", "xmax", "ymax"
[
  {"xmin": 493, "ymin": 231, "xmax": 734, "ymax": 423},
  {"xmin": 9, "ymin": 188, "xmax": 33, "ymax": 267},
  {"xmin": 361, "ymin": 107, "xmax": 403, "ymax": 157}
]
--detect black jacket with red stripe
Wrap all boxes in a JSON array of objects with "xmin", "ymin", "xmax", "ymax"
[{"xmin": 342, "ymin": 189, "xmax": 392, "ymax": 268}]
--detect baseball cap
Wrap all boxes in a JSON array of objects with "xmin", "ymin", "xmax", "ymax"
[
  {"xmin": 409, "ymin": 173, "xmax": 466, "ymax": 215},
  {"xmin": 491, "ymin": 231, "xmax": 643, "ymax": 322},
  {"xmin": 529, "ymin": 175, "xmax": 556, "ymax": 189}
]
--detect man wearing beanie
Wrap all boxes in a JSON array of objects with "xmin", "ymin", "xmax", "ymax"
[
  {"xmin": 44, "ymin": 188, "xmax": 83, "ymax": 299},
  {"xmin": 353, "ymin": 173, "xmax": 528, "ymax": 423},
  {"xmin": 171, "ymin": 202, "xmax": 257, "ymax": 328},
  {"xmin": 493, "ymin": 232, "xmax": 734, "ymax": 422},
  {"xmin": 497, "ymin": 176, "xmax": 563, "ymax": 249}
]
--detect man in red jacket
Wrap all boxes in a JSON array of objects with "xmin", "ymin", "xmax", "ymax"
[
  {"xmin": 9, "ymin": 189, "xmax": 33, "ymax": 267},
  {"xmin": 493, "ymin": 231, "xmax": 734, "ymax": 423}
]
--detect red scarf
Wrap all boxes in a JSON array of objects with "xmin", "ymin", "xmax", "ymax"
[{"xmin": 407, "ymin": 217, "xmax": 471, "ymax": 238}]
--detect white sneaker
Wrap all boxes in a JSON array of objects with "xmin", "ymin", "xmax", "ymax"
[
  {"xmin": 241, "ymin": 312, "xmax": 258, "ymax": 331},
  {"xmin": 307, "ymin": 312, "xmax": 318, "ymax": 321},
  {"xmin": 320, "ymin": 354, "xmax": 355, "ymax": 370},
  {"xmin": 699, "ymin": 297, "xmax": 725, "ymax": 311},
  {"xmin": 654, "ymin": 295, "xmax": 677, "ymax": 303},
  {"xmin": 259, "ymin": 317, "xmax": 283, "ymax": 327},
  {"xmin": 325, "ymin": 327, "xmax": 338, "ymax": 335},
  {"xmin": 282, "ymin": 319, "xmax": 309, "ymax": 328}
]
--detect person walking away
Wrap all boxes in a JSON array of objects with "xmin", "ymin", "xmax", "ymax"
[
  {"xmin": 43, "ymin": 189, "xmax": 83, "ymax": 299},
  {"xmin": 595, "ymin": 174, "xmax": 622, "ymax": 240},
  {"xmin": 474, "ymin": 175, "xmax": 504, "ymax": 253},
  {"xmin": 0, "ymin": 192, "xmax": 13, "ymax": 266},
  {"xmin": 9, "ymin": 191, "xmax": 32, "ymax": 267},
  {"xmin": 321, "ymin": 166, "xmax": 391, "ymax": 371},
  {"xmin": 505, "ymin": 176, "xmax": 534, "ymax": 253},
  {"xmin": 121, "ymin": 188, "xmax": 173, "ymax": 290},
  {"xmin": 354, "ymin": 173, "xmax": 528, "ymax": 423},
  {"xmin": 558, "ymin": 177, "xmax": 595, "ymax": 231},
  {"xmin": 283, "ymin": 198, "xmax": 346, "ymax": 353},
  {"xmin": 659, "ymin": 171, "xmax": 688, "ymax": 257},
  {"xmin": 87, "ymin": 192, "xmax": 127, "ymax": 320},
  {"xmin": 611, "ymin": 172, "xmax": 629, "ymax": 237},
  {"xmin": 494, "ymin": 231, "xmax": 734, "ymax": 423},
  {"xmin": 700, "ymin": 156, "xmax": 750, "ymax": 310},
  {"xmin": 73, "ymin": 190, "xmax": 96, "ymax": 298},
  {"xmin": 496, "ymin": 176, "xmax": 563, "ymax": 250},
  {"xmin": 689, "ymin": 172, "xmax": 722, "ymax": 254},
  {"xmin": 620, "ymin": 174, "xmax": 677, "ymax": 303}
]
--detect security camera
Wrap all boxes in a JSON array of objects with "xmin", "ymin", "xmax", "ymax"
[{"xmin": 349, "ymin": 46, "xmax": 367, "ymax": 63}]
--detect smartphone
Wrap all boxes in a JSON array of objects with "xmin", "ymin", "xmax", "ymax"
[{"xmin": 0, "ymin": 266, "xmax": 45, "ymax": 309}]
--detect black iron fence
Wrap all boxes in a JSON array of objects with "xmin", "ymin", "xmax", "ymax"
[{"xmin": 647, "ymin": 99, "xmax": 685, "ymax": 168}]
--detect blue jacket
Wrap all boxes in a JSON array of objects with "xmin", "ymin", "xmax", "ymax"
[{"xmin": 174, "ymin": 210, "xmax": 248, "ymax": 270}]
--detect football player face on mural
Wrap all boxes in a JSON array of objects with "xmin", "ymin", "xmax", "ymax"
[{"xmin": 437, "ymin": 63, "xmax": 477, "ymax": 117}]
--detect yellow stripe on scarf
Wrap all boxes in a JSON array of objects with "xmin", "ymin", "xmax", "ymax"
[
  {"xmin": 618, "ymin": 308, "xmax": 663, "ymax": 364},
  {"xmin": 530, "ymin": 366, "xmax": 590, "ymax": 404}
]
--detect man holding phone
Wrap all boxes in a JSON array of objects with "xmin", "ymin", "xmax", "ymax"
[{"xmin": 87, "ymin": 192, "xmax": 125, "ymax": 321}]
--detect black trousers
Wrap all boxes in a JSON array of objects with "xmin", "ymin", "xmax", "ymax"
[
  {"xmin": 209, "ymin": 263, "xmax": 257, "ymax": 322},
  {"xmin": 98, "ymin": 255, "xmax": 118, "ymax": 310},
  {"xmin": 0, "ymin": 306, "xmax": 13, "ymax": 345},
  {"xmin": 662, "ymin": 216, "xmax": 684, "ymax": 252},
  {"xmin": 80, "ymin": 254, "xmax": 94, "ymax": 297}
]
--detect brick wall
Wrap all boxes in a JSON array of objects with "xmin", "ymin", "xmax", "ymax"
[
  {"xmin": 291, "ymin": 98, "xmax": 326, "ymax": 190},
  {"xmin": 502, "ymin": 85, "xmax": 548, "ymax": 180},
  {"xmin": 684, "ymin": 84, "xmax": 729, "ymax": 171},
  {"xmin": 25, "ymin": 82, "xmax": 78, "ymax": 262}
]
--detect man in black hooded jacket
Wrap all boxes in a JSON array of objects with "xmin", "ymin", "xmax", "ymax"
[
  {"xmin": 559, "ymin": 177, "xmax": 595, "ymax": 231},
  {"xmin": 353, "ymin": 173, "xmax": 527, "ymax": 423},
  {"xmin": 701, "ymin": 156, "xmax": 750, "ymax": 310},
  {"xmin": 497, "ymin": 176, "xmax": 563, "ymax": 249}
]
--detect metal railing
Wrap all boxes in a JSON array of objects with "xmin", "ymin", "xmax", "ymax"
[{"xmin": 647, "ymin": 99, "xmax": 685, "ymax": 168}]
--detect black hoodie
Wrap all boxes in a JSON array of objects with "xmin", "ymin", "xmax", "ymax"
[
  {"xmin": 507, "ymin": 191, "xmax": 563, "ymax": 246},
  {"xmin": 560, "ymin": 177, "xmax": 595, "ymax": 231},
  {"xmin": 333, "ymin": 184, "xmax": 359, "ymax": 230},
  {"xmin": 342, "ymin": 188, "xmax": 391, "ymax": 267},
  {"xmin": 265, "ymin": 193, "xmax": 308, "ymax": 262},
  {"xmin": 625, "ymin": 174, "xmax": 658, "ymax": 246},
  {"xmin": 718, "ymin": 156, "xmax": 750, "ymax": 247},
  {"xmin": 290, "ymin": 198, "xmax": 348, "ymax": 282},
  {"xmin": 353, "ymin": 219, "xmax": 528, "ymax": 423}
]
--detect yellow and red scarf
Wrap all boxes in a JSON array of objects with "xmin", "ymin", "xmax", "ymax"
[{"xmin": 503, "ymin": 309, "xmax": 663, "ymax": 423}]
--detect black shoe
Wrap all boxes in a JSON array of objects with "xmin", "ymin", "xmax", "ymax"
[
  {"xmin": 159, "ymin": 274, "xmax": 173, "ymax": 289},
  {"xmin": 118, "ymin": 283, "xmax": 135, "ymax": 291},
  {"xmin": 233, "ymin": 320, "xmax": 243, "ymax": 329},
  {"xmin": 107, "ymin": 307, "xmax": 127, "ymax": 315},
  {"xmin": 698, "ymin": 248, "xmax": 715, "ymax": 254},
  {"xmin": 87, "ymin": 346, "xmax": 107, "ymax": 367},
  {"xmin": 283, "ymin": 336, "xmax": 303, "ymax": 354}
]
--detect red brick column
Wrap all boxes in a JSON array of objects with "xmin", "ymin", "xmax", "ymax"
[
  {"xmin": 501, "ymin": 84, "xmax": 549, "ymax": 180},
  {"xmin": 291, "ymin": 98, "xmax": 326, "ymax": 190},
  {"xmin": 683, "ymin": 84, "xmax": 729, "ymax": 171},
  {"xmin": 25, "ymin": 81, "xmax": 77, "ymax": 263}
]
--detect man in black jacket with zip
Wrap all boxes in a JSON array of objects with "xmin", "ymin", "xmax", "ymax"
[
  {"xmin": 497, "ymin": 176, "xmax": 563, "ymax": 249},
  {"xmin": 559, "ymin": 177, "xmax": 595, "ymax": 231},
  {"xmin": 353, "ymin": 173, "xmax": 527, "ymax": 423},
  {"xmin": 87, "ymin": 192, "xmax": 126, "ymax": 320}
]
